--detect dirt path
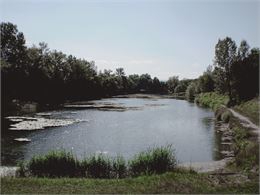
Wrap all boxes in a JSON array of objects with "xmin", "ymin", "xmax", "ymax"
[{"xmin": 228, "ymin": 108, "xmax": 260, "ymax": 136}]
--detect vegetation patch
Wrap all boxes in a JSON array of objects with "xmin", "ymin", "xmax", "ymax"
[
  {"xmin": 231, "ymin": 126, "xmax": 259, "ymax": 171},
  {"xmin": 2, "ymin": 171, "xmax": 259, "ymax": 194},
  {"xmin": 129, "ymin": 146, "xmax": 176, "ymax": 176},
  {"xmin": 195, "ymin": 92, "xmax": 229, "ymax": 111},
  {"xmin": 18, "ymin": 146, "xmax": 177, "ymax": 178},
  {"xmin": 234, "ymin": 98, "xmax": 259, "ymax": 125}
]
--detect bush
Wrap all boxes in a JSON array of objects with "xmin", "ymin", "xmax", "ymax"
[{"xmin": 129, "ymin": 146, "xmax": 176, "ymax": 176}]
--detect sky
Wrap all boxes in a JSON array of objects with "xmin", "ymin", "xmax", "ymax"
[{"xmin": 1, "ymin": 0, "xmax": 259, "ymax": 80}]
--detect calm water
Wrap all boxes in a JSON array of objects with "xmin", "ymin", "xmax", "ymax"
[{"xmin": 1, "ymin": 98, "xmax": 221, "ymax": 166}]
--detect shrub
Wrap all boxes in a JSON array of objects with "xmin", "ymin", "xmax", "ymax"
[{"xmin": 129, "ymin": 146, "xmax": 176, "ymax": 176}]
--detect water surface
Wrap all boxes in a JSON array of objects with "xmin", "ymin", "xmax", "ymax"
[{"xmin": 1, "ymin": 97, "xmax": 221, "ymax": 165}]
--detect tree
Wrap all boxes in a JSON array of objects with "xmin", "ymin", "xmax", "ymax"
[
  {"xmin": 167, "ymin": 76, "xmax": 179, "ymax": 93},
  {"xmin": 1, "ymin": 22, "xmax": 28, "ymax": 101},
  {"xmin": 238, "ymin": 40, "xmax": 250, "ymax": 60},
  {"xmin": 196, "ymin": 67, "xmax": 214, "ymax": 93},
  {"xmin": 231, "ymin": 48, "xmax": 259, "ymax": 101},
  {"xmin": 115, "ymin": 68, "xmax": 125, "ymax": 77},
  {"xmin": 1, "ymin": 22, "xmax": 27, "ymax": 67},
  {"xmin": 214, "ymin": 37, "xmax": 237, "ymax": 100},
  {"xmin": 174, "ymin": 79, "xmax": 192, "ymax": 93},
  {"xmin": 138, "ymin": 74, "xmax": 153, "ymax": 92},
  {"xmin": 185, "ymin": 82, "xmax": 197, "ymax": 101},
  {"xmin": 152, "ymin": 77, "xmax": 161, "ymax": 93}
]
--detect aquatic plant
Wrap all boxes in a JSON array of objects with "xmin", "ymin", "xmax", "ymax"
[
  {"xmin": 129, "ymin": 145, "xmax": 177, "ymax": 176},
  {"xmin": 20, "ymin": 146, "xmax": 177, "ymax": 178},
  {"xmin": 28, "ymin": 151, "xmax": 79, "ymax": 177}
]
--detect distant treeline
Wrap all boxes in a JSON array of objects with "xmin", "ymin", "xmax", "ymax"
[
  {"xmin": 1, "ymin": 22, "xmax": 167, "ymax": 106},
  {"xmin": 1, "ymin": 22, "xmax": 259, "ymax": 107}
]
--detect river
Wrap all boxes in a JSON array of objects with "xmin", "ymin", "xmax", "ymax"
[{"xmin": 1, "ymin": 96, "xmax": 222, "ymax": 166}]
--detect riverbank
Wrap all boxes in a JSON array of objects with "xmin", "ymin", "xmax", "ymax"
[
  {"xmin": 1, "ymin": 93, "xmax": 259, "ymax": 194},
  {"xmin": 1, "ymin": 170, "xmax": 258, "ymax": 194},
  {"xmin": 195, "ymin": 93, "xmax": 259, "ymax": 184}
]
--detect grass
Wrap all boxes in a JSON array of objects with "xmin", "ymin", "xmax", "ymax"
[
  {"xmin": 234, "ymin": 98, "xmax": 259, "ymax": 125},
  {"xmin": 195, "ymin": 92, "xmax": 229, "ymax": 111},
  {"xmin": 129, "ymin": 146, "xmax": 176, "ymax": 176},
  {"xmin": 1, "ymin": 171, "xmax": 259, "ymax": 194},
  {"xmin": 18, "ymin": 146, "xmax": 177, "ymax": 178},
  {"xmin": 28, "ymin": 151, "xmax": 79, "ymax": 177},
  {"xmin": 230, "ymin": 124, "xmax": 259, "ymax": 171}
]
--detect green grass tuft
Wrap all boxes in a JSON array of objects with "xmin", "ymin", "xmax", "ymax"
[{"xmin": 129, "ymin": 145, "xmax": 176, "ymax": 176}]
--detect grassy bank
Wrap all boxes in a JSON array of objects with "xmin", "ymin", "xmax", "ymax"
[
  {"xmin": 195, "ymin": 92, "xmax": 229, "ymax": 111},
  {"xmin": 1, "ymin": 171, "xmax": 259, "ymax": 194},
  {"xmin": 234, "ymin": 98, "xmax": 259, "ymax": 125}
]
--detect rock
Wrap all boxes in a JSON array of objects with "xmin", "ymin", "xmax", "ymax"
[
  {"xmin": 14, "ymin": 138, "xmax": 31, "ymax": 142},
  {"xmin": 220, "ymin": 151, "xmax": 235, "ymax": 157},
  {"xmin": 221, "ymin": 136, "xmax": 233, "ymax": 142},
  {"xmin": 0, "ymin": 166, "xmax": 19, "ymax": 177}
]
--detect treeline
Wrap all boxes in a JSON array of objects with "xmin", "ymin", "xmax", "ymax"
[
  {"xmin": 167, "ymin": 37, "xmax": 259, "ymax": 105},
  {"xmin": 1, "ymin": 22, "xmax": 259, "ymax": 108},
  {"xmin": 1, "ymin": 22, "xmax": 167, "ymax": 106}
]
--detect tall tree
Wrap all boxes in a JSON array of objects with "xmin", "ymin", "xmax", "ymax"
[
  {"xmin": 238, "ymin": 40, "xmax": 250, "ymax": 60},
  {"xmin": 214, "ymin": 37, "xmax": 237, "ymax": 100}
]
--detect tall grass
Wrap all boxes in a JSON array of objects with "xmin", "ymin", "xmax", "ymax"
[
  {"xmin": 28, "ymin": 151, "xmax": 79, "ymax": 177},
  {"xmin": 19, "ymin": 146, "xmax": 176, "ymax": 178},
  {"xmin": 129, "ymin": 146, "xmax": 176, "ymax": 176}
]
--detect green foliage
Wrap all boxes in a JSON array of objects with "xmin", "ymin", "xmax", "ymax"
[
  {"xmin": 1, "ymin": 22, "xmax": 167, "ymax": 107},
  {"xmin": 28, "ymin": 151, "xmax": 79, "ymax": 177},
  {"xmin": 81, "ymin": 155, "xmax": 113, "ymax": 178},
  {"xmin": 195, "ymin": 92, "xmax": 229, "ymax": 111},
  {"xmin": 213, "ymin": 37, "xmax": 259, "ymax": 103},
  {"xmin": 173, "ymin": 79, "xmax": 193, "ymax": 93},
  {"xmin": 167, "ymin": 76, "xmax": 179, "ymax": 93},
  {"xmin": 20, "ymin": 146, "xmax": 176, "ymax": 178},
  {"xmin": 231, "ymin": 127, "xmax": 259, "ymax": 171},
  {"xmin": 196, "ymin": 68, "xmax": 214, "ymax": 93},
  {"xmin": 112, "ymin": 156, "xmax": 127, "ymax": 178},
  {"xmin": 185, "ymin": 82, "xmax": 197, "ymax": 101},
  {"xmin": 129, "ymin": 146, "xmax": 176, "ymax": 176},
  {"xmin": 2, "ymin": 172, "xmax": 259, "ymax": 194},
  {"xmin": 234, "ymin": 98, "xmax": 259, "ymax": 125},
  {"xmin": 213, "ymin": 37, "xmax": 237, "ymax": 97}
]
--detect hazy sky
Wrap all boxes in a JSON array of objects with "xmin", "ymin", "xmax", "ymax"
[{"xmin": 1, "ymin": 0, "xmax": 259, "ymax": 80}]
